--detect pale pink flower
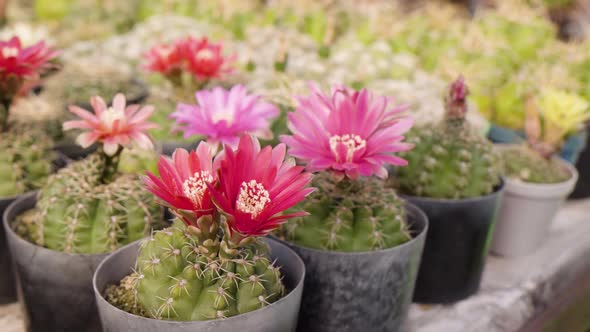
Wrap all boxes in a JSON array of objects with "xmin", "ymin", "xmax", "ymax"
[
  {"xmin": 63, "ymin": 93, "xmax": 157, "ymax": 156},
  {"xmin": 281, "ymin": 83, "xmax": 414, "ymax": 179},
  {"xmin": 171, "ymin": 85, "xmax": 279, "ymax": 148}
]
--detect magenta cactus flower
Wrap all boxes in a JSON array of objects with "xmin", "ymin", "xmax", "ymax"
[
  {"xmin": 171, "ymin": 85, "xmax": 279, "ymax": 149},
  {"xmin": 281, "ymin": 83, "xmax": 414, "ymax": 179},
  {"xmin": 63, "ymin": 93, "xmax": 157, "ymax": 156}
]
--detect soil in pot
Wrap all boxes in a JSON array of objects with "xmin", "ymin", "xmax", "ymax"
[
  {"xmin": 93, "ymin": 236, "xmax": 305, "ymax": 332},
  {"xmin": 407, "ymin": 181, "xmax": 504, "ymax": 304}
]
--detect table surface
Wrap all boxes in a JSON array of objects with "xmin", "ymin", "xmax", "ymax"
[{"xmin": 2, "ymin": 197, "xmax": 589, "ymax": 332}]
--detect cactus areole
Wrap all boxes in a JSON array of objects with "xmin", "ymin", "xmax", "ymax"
[{"xmin": 116, "ymin": 135, "xmax": 314, "ymax": 321}]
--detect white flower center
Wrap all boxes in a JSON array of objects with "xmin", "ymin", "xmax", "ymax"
[
  {"xmin": 100, "ymin": 107, "xmax": 126, "ymax": 131},
  {"xmin": 329, "ymin": 134, "xmax": 366, "ymax": 163},
  {"xmin": 183, "ymin": 171, "xmax": 213, "ymax": 206},
  {"xmin": 237, "ymin": 180, "xmax": 271, "ymax": 218},
  {"xmin": 195, "ymin": 48, "xmax": 214, "ymax": 61},
  {"xmin": 212, "ymin": 107, "xmax": 235, "ymax": 125},
  {"xmin": 157, "ymin": 45, "xmax": 174, "ymax": 58},
  {"xmin": 2, "ymin": 47, "xmax": 18, "ymax": 58}
]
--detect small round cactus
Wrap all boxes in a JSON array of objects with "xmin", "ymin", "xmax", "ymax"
[
  {"xmin": 0, "ymin": 126, "xmax": 54, "ymax": 196},
  {"xmin": 282, "ymin": 173, "xmax": 410, "ymax": 252},
  {"xmin": 396, "ymin": 77, "xmax": 501, "ymax": 199},
  {"xmin": 500, "ymin": 144, "xmax": 570, "ymax": 183},
  {"xmin": 134, "ymin": 219, "xmax": 283, "ymax": 320}
]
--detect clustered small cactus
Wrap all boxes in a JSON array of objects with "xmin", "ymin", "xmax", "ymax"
[
  {"xmin": 499, "ymin": 89, "xmax": 586, "ymax": 183},
  {"xmin": 0, "ymin": 125, "xmax": 54, "ymax": 196},
  {"xmin": 106, "ymin": 135, "xmax": 312, "ymax": 321},
  {"xmin": 396, "ymin": 77, "xmax": 501, "ymax": 199}
]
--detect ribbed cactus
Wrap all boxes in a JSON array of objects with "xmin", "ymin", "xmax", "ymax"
[
  {"xmin": 29, "ymin": 153, "xmax": 163, "ymax": 254},
  {"xmin": 281, "ymin": 173, "xmax": 410, "ymax": 252},
  {"xmin": 396, "ymin": 77, "xmax": 501, "ymax": 199},
  {"xmin": 501, "ymin": 145, "xmax": 570, "ymax": 183},
  {"xmin": 0, "ymin": 126, "xmax": 55, "ymax": 196},
  {"xmin": 133, "ymin": 219, "xmax": 283, "ymax": 320}
]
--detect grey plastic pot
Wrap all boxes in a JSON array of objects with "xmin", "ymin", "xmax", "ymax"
[
  {"xmin": 0, "ymin": 153, "xmax": 69, "ymax": 305},
  {"xmin": 93, "ymin": 237, "xmax": 305, "ymax": 332},
  {"xmin": 3, "ymin": 192, "xmax": 106, "ymax": 332},
  {"xmin": 275, "ymin": 202, "xmax": 428, "ymax": 332},
  {"xmin": 491, "ymin": 159, "xmax": 578, "ymax": 257}
]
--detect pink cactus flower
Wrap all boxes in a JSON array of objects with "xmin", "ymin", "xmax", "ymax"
[
  {"xmin": 63, "ymin": 93, "xmax": 157, "ymax": 156},
  {"xmin": 182, "ymin": 37, "xmax": 234, "ymax": 80},
  {"xmin": 208, "ymin": 136, "xmax": 314, "ymax": 237},
  {"xmin": 281, "ymin": 83, "xmax": 414, "ymax": 179},
  {"xmin": 144, "ymin": 142, "xmax": 217, "ymax": 222},
  {"xmin": 0, "ymin": 36, "xmax": 58, "ymax": 79},
  {"xmin": 172, "ymin": 85, "xmax": 279, "ymax": 149}
]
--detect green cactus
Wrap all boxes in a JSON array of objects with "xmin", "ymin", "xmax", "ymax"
[
  {"xmin": 133, "ymin": 219, "xmax": 284, "ymax": 320},
  {"xmin": 396, "ymin": 77, "xmax": 501, "ymax": 199},
  {"xmin": 0, "ymin": 126, "xmax": 55, "ymax": 196},
  {"xmin": 28, "ymin": 153, "xmax": 163, "ymax": 254},
  {"xmin": 280, "ymin": 173, "xmax": 410, "ymax": 252},
  {"xmin": 500, "ymin": 144, "xmax": 570, "ymax": 183}
]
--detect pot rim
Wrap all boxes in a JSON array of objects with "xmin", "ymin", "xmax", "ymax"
[
  {"xmin": 273, "ymin": 201, "xmax": 429, "ymax": 256},
  {"xmin": 0, "ymin": 190, "xmax": 33, "ymax": 202},
  {"xmin": 3, "ymin": 191, "xmax": 110, "ymax": 259},
  {"xmin": 92, "ymin": 236, "xmax": 306, "ymax": 325},
  {"xmin": 400, "ymin": 178, "xmax": 505, "ymax": 204}
]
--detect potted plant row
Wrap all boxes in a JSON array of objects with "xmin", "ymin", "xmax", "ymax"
[{"xmin": 0, "ymin": 35, "xmax": 59, "ymax": 304}]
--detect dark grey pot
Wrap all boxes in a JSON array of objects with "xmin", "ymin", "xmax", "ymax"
[
  {"xmin": 0, "ymin": 194, "xmax": 19, "ymax": 304},
  {"xmin": 93, "ymin": 237, "xmax": 305, "ymax": 332},
  {"xmin": 275, "ymin": 202, "xmax": 428, "ymax": 332},
  {"xmin": 405, "ymin": 181, "xmax": 504, "ymax": 304},
  {"xmin": 0, "ymin": 153, "xmax": 69, "ymax": 305},
  {"xmin": 3, "ymin": 192, "xmax": 106, "ymax": 332},
  {"xmin": 160, "ymin": 141, "xmax": 200, "ymax": 156}
]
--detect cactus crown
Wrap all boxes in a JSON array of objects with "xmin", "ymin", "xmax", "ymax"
[{"xmin": 396, "ymin": 76, "xmax": 501, "ymax": 199}]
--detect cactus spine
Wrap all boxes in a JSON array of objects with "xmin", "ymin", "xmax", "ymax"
[
  {"xmin": 396, "ymin": 77, "xmax": 501, "ymax": 199},
  {"xmin": 281, "ymin": 173, "xmax": 410, "ymax": 252},
  {"xmin": 133, "ymin": 219, "xmax": 283, "ymax": 320}
]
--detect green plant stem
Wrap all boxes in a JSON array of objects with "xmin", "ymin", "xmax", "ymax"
[
  {"xmin": 0, "ymin": 99, "xmax": 10, "ymax": 133},
  {"xmin": 101, "ymin": 146, "xmax": 123, "ymax": 184}
]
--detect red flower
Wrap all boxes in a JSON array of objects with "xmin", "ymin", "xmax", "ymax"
[
  {"xmin": 0, "ymin": 36, "xmax": 58, "ymax": 78},
  {"xmin": 143, "ymin": 41, "xmax": 185, "ymax": 75},
  {"xmin": 143, "ymin": 142, "xmax": 217, "ymax": 222},
  {"xmin": 182, "ymin": 37, "xmax": 234, "ymax": 80},
  {"xmin": 208, "ymin": 136, "xmax": 314, "ymax": 236}
]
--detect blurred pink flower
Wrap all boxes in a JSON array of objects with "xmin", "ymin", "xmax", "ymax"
[
  {"xmin": 63, "ymin": 93, "xmax": 157, "ymax": 156},
  {"xmin": 281, "ymin": 83, "xmax": 414, "ymax": 179},
  {"xmin": 172, "ymin": 85, "xmax": 279, "ymax": 148}
]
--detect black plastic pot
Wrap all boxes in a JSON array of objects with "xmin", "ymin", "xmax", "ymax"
[
  {"xmin": 275, "ymin": 202, "xmax": 428, "ymax": 332},
  {"xmin": 0, "ymin": 195, "xmax": 19, "ymax": 304},
  {"xmin": 93, "ymin": 237, "xmax": 305, "ymax": 332},
  {"xmin": 405, "ymin": 181, "xmax": 504, "ymax": 304},
  {"xmin": 160, "ymin": 140, "xmax": 200, "ymax": 156},
  {"xmin": 3, "ymin": 192, "xmax": 106, "ymax": 332}
]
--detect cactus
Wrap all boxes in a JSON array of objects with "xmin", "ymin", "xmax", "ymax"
[
  {"xmin": 281, "ymin": 173, "xmax": 410, "ymax": 252},
  {"xmin": 396, "ymin": 77, "xmax": 501, "ymax": 199},
  {"xmin": 500, "ymin": 144, "xmax": 570, "ymax": 183},
  {"xmin": 28, "ymin": 153, "xmax": 163, "ymax": 254},
  {"xmin": 133, "ymin": 219, "xmax": 283, "ymax": 320},
  {"xmin": 0, "ymin": 126, "xmax": 55, "ymax": 196}
]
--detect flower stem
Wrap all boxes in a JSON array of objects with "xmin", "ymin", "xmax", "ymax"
[{"xmin": 101, "ymin": 146, "xmax": 123, "ymax": 184}]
